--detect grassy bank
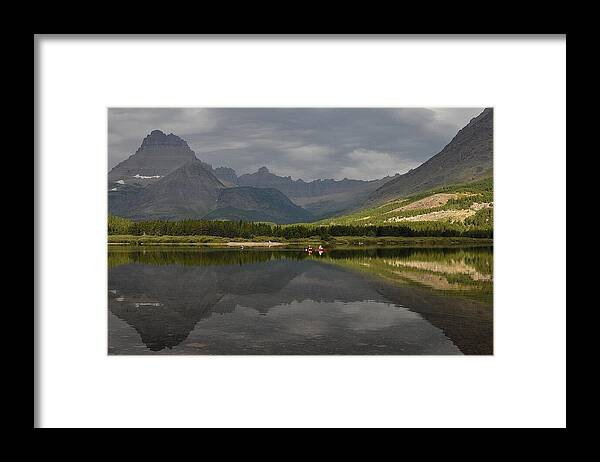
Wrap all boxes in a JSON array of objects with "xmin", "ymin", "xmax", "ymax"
[
  {"xmin": 317, "ymin": 177, "xmax": 493, "ymax": 227},
  {"xmin": 108, "ymin": 234, "xmax": 493, "ymax": 248}
]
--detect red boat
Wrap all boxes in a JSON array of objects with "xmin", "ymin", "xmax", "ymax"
[{"xmin": 305, "ymin": 245, "xmax": 326, "ymax": 255}]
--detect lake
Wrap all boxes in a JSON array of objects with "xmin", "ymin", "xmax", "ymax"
[{"xmin": 108, "ymin": 246, "xmax": 493, "ymax": 355}]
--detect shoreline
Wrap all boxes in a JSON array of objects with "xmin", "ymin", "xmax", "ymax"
[
  {"xmin": 108, "ymin": 235, "xmax": 493, "ymax": 249},
  {"xmin": 225, "ymin": 241, "xmax": 285, "ymax": 247}
]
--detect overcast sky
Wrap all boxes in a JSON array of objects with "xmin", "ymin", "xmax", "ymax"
[{"xmin": 108, "ymin": 108, "xmax": 483, "ymax": 181}]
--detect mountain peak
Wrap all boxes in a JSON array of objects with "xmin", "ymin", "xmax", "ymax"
[
  {"xmin": 108, "ymin": 130, "xmax": 197, "ymax": 184},
  {"xmin": 367, "ymin": 107, "xmax": 493, "ymax": 204},
  {"xmin": 258, "ymin": 166, "xmax": 270, "ymax": 174},
  {"xmin": 141, "ymin": 130, "xmax": 188, "ymax": 148}
]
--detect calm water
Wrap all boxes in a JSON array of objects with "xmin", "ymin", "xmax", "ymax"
[{"xmin": 108, "ymin": 247, "xmax": 493, "ymax": 355}]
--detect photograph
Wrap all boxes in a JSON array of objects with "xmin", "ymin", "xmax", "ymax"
[
  {"xmin": 107, "ymin": 107, "xmax": 493, "ymax": 355},
  {"xmin": 35, "ymin": 34, "xmax": 565, "ymax": 429}
]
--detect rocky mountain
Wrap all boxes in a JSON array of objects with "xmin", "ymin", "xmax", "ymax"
[
  {"xmin": 205, "ymin": 187, "xmax": 313, "ymax": 224},
  {"xmin": 107, "ymin": 128, "xmax": 394, "ymax": 222},
  {"xmin": 110, "ymin": 159, "xmax": 226, "ymax": 221},
  {"xmin": 108, "ymin": 131, "xmax": 318, "ymax": 223},
  {"xmin": 108, "ymin": 129, "xmax": 234, "ymax": 187},
  {"xmin": 108, "ymin": 156, "xmax": 314, "ymax": 223},
  {"xmin": 367, "ymin": 108, "xmax": 493, "ymax": 204},
  {"xmin": 108, "ymin": 130, "xmax": 197, "ymax": 186},
  {"xmin": 237, "ymin": 166, "xmax": 393, "ymax": 218}
]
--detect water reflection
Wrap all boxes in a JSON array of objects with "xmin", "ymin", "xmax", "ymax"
[{"xmin": 108, "ymin": 247, "xmax": 493, "ymax": 355}]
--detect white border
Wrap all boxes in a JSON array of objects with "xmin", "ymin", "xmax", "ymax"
[{"xmin": 36, "ymin": 36, "xmax": 566, "ymax": 428}]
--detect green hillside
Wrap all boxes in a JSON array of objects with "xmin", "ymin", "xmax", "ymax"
[{"xmin": 316, "ymin": 177, "xmax": 493, "ymax": 229}]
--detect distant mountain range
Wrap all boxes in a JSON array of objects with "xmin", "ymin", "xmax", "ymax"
[
  {"xmin": 236, "ymin": 167, "xmax": 394, "ymax": 218},
  {"xmin": 107, "ymin": 131, "xmax": 391, "ymax": 222},
  {"xmin": 108, "ymin": 108, "xmax": 493, "ymax": 224},
  {"xmin": 205, "ymin": 186, "xmax": 313, "ymax": 224}
]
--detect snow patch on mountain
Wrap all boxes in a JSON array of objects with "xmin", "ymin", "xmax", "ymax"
[{"xmin": 134, "ymin": 174, "xmax": 162, "ymax": 179}]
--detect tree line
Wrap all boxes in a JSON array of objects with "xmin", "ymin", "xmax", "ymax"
[{"xmin": 108, "ymin": 215, "xmax": 493, "ymax": 239}]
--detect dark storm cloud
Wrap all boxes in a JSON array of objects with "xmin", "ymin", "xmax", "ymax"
[{"xmin": 108, "ymin": 107, "xmax": 483, "ymax": 181}]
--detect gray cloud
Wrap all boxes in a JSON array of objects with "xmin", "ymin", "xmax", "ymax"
[{"xmin": 108, "ymin": 107, "xmax": 483, "ymax": 181}]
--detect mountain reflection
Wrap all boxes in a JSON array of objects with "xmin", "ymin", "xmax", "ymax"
[{"xmin": 108, "ymin": 247, "xmax": 492, "ymax": 355}]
